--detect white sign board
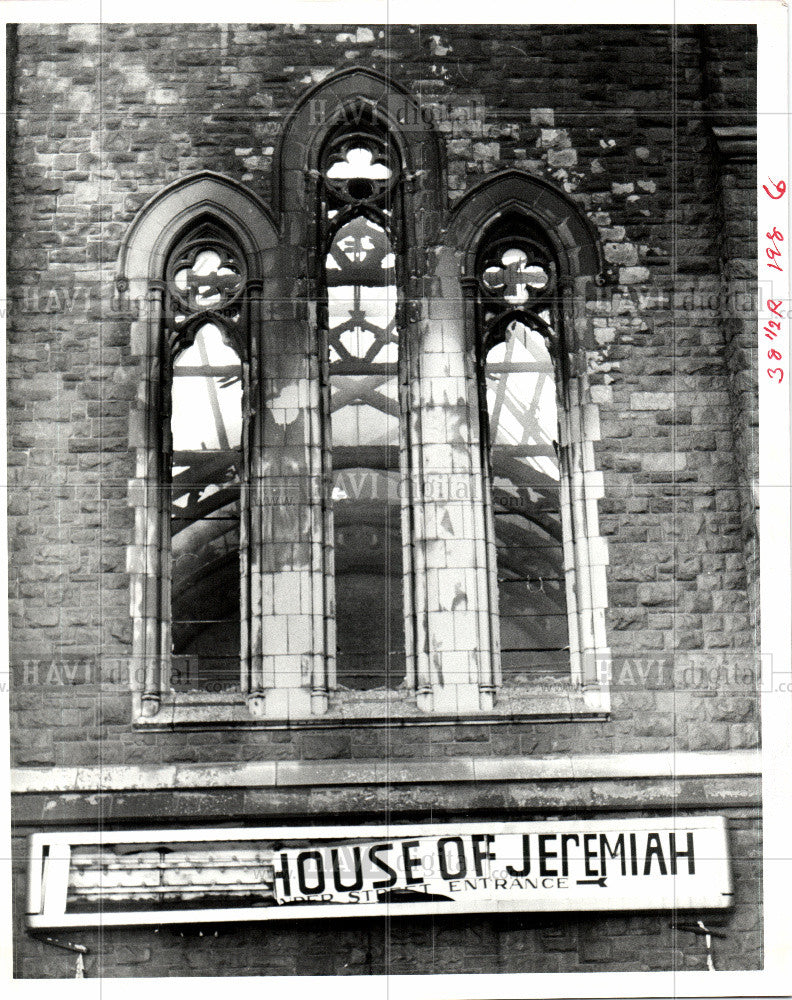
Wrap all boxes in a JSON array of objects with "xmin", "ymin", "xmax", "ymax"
[{"xmin": 27, "ymin": 816, "xmax": 732, "ymax": 927}]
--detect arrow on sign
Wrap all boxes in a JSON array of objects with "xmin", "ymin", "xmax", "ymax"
[{"xmin": 576, "ymin": 877, "xmax": 607, "ymax": 887}]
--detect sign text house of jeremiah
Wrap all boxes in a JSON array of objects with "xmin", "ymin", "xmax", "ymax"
[
  {"xmin": 27, "ymin": 816, "xmax": 732, "ymax": 927},
  {"xmin": 272, "ymin": 817, "xmax": 732, "ymax": 911}
]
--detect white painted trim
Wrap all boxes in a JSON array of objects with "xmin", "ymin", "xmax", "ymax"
[{"xmin": 11, "ymin": 750, "xmax": 760, "ymax": 794}]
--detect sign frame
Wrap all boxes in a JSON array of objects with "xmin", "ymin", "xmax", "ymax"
[{"xmin": 27, "ymin": 816, "xmax": 733, "ymax": 928}]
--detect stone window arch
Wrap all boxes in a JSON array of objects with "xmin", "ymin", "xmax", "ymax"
[
  {"xmin": 475, "ymin": 213, "xmax": 572, "ymax": 685},
  {"xmin": 119, "ymin": 115, "xmax": 609, "ymax": 724},
  {"xmin": 272, "ymin": 68, "xmax": 450, "ymax": 716},
  {"xmin": 445, "ymin": 170, "xmax": 611, "ymax": 713},
  {"xmin": 117, "ymin": 172, "xmax": 278, "ymax": 723},
  {"xmin": 163, "ymin": 222, "xmax": 248, "ymax": 697},
  {"xmin": 318, "ymin": 117, "xmax": 406, "ymax": 692}
]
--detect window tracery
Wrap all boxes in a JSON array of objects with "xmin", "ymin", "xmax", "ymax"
[
  {"xmin": 320, "ymin": 119, "xmax": 407, "ymax": 692},
  {"xmin": 122, "ymin": 76, "xmax": 608, "ymax": 724}
]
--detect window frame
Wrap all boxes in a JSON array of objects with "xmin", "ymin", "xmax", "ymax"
[
  {"xmin": 117, "ymin": 173, "xmax": 278, "ymax": 724},
  {"xmin": 472, "ymin": 217, "xmax": 572, "ymax": 690},
  {"xmin": 119, "ymin": 83, "xmax": 610, "ymax": 725},
  {"xmin": 279, "ymin": 73, "xmax": 445, "ymax": 718},
  {"xmin": 448, "ymin": 171, "xmax": 612, "ymax": 715},
  {"xmin": 315, "ymin": 115, "xmax": 414, "ymax": 696}
]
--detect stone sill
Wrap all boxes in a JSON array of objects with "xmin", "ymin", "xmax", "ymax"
[
  {"xmin": 11, "ymin": 751, "xmax": 762, "ymax": 795},
  {"xmin": 133, "ymin": 681, "xmax": 609, "ymax": 728}
]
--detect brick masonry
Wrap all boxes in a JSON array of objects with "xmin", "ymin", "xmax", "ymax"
[{"xmin": 7, "ymin": 22, "xmax": 760, "ymax": 977}]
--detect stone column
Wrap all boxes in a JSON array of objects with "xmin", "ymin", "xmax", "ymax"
[
  {"xmin": 248, "ymin": 267, "xmax": 326, "ymax": 719},
  {"xmin": 131, "ymin": 281, "xmax": 167, "ymax": 717},
  {"xmin": 405, "ymin": 251, "xmax": 498, "ymax": 713}
]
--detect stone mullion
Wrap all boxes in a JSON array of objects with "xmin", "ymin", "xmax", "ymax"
[
  {"xmin": 238, "ymin": 309, "xmax": 251, "ymax": 698},
  {"xmin": 400, "ymin": 193, "xmax": 435, "ymax": 707},
  {"xmin": 553, "ymin": 287, "xmax": 583, "ymax": 689},
  {"xmin": 464, "ymin": 411, "xmax": 499, "ymax": 711},
  {"xmin": 253, "ymin": 278, "xmax": 320, "ymax": 720},
  {"xmin": 319, "ymin": 415, "xmax": 336, "ymax": 698},
  {"xmin": 142, "ymin": 283, "xmax": 167, "ymax": 716},
  {"xmin": 257, "ymin": 299, "xmax": 287, "ymax": 716},
  {"xmin": 479, "ymin": 466, "xmax": 502, "ymax": 699},
  {"xmin": 565, "ymin": 366, "xmax": 604, "ymax": 689},
  {"xmin": 398, "ymin": 314, "xmax": 417, "ymax": 693},
  {"xmin": 244, "ymin": 279, "xmax": 265, "ymax": 710},
  {"xmin": 238, "ymin": 459, "xmax": 250, "ymax": 694},
  {"xmin": 404, "ymin": 305, "xmax": 435, "ymax": 710},
  {"xmin": 309, "ymin": 296, "xmax": 330, "ymax": 713},
  {"xmin": 389, "ymin": 185, "xmax": 420, "ymax": 698},
  {"xmin": 558, "ymin": 280, "xmax": 612, "ymax": 701},
  {"xmin": 558, "ymin": 386, "xmax": 584, "ymax": 688},
  {"xmin": 461, "ymin": 278, "xmax": 499, "ymax": 708},
  {"xmin": 567, "ymin": 379, "xmax": 596, "ymax": 678},
  {"xmin": 410, "ymin": 267, "xmax": 494, "ymax": 714}
]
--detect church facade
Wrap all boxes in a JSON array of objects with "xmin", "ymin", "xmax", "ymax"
[{"xmin": 7, "ymin": 22, "xmax": 761, "ymax": 978}]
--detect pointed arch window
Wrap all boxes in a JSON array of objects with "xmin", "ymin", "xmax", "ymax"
[
  {"xmin": 162, "ymin": 224, "xmax": 249, "ymax": 693},
  {"xmin": 318, "ymin": 116, "xmax": 408, "ymax": 692},
  {"xmin": 124, "ymin": 81, "xmax": 608, "ymax": 724},
  {"xmin": 475, "ymin": 216, "xmax": 573, "ymax": 683}
]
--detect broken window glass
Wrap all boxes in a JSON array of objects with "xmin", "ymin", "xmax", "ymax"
[{"xmin": 322, "ymin": 131, "xmax": 395, "ymax": 207}]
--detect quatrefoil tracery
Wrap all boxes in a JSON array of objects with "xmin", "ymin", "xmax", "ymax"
[
  {"xmin": 478, "ymin": 237, "xmax": 554, "ymax": 305},
  {"xmin": 164, "ymin": 227, "xmax": 247, "ymax": 357},
  {"xmin": 321, "ymin": 129, "xmax": 398, "ymax": 212},
  {"xmin": 476, "ymin": 234, "xmax": 558, "ymax": 356},
  {"xmin": 482, "ymin": 247, "xmax": 550, "ymax": 304}
]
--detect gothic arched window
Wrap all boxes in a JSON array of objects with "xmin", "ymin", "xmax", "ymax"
[
  {"xmin": 163, "ymin": 224, "xmax": 249, "ymax": 693},
  {"xmin": 319, "ymin": 119, "xmax": 407, "ymax": 691},
  {"xmin": 476, "ymin": 216, "xmax": 572, "ymax": 684},
  {"xmin": 123, "ymin": 81, "xmax": 606, "ymax": 725}
]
